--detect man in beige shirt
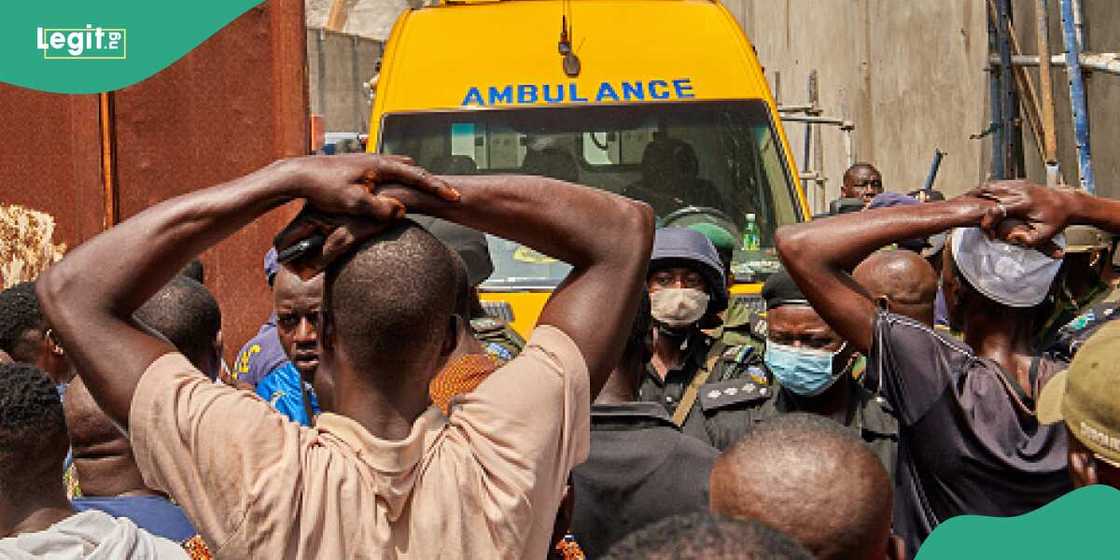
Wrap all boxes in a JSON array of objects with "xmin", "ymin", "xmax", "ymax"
[{"xmin": 37, "ymin": 155, "xmax": 654, "ymax": 559}]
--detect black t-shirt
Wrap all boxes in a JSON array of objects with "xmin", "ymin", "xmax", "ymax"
[
  {"xmin": 868, "ymin": 312, "xmax": 1072, "ymax": 558},
  {"xmin": 571, "ymin": 402, "xmax": 718, "ymax": 558}
]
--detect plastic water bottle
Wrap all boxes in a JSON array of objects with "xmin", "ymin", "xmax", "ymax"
[{"xmin": 742, "ymin": 213, "xmax": 760, "ymax": 252}]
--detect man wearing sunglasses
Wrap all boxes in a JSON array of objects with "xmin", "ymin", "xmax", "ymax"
[{"xmin": 840, "ymin": 163, "xmax": 884, "ymax": 207}]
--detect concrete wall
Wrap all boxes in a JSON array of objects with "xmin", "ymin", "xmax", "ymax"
[
  {"xmin": 306, "ymin": 0, "xmax": 412, "ymax": 41},
  {"xmin": 725, "ymin": 0, "xmax": 1120, "ymax": 207},
  {"xmin": 725, "ymin": 0, "xmax": 992, "ymax": 209},
  {"xmin": 307, "ymin": 28, "xmax": 382, "ymax": 132}
]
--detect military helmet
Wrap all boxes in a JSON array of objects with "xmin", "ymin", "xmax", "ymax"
[{"xmin": 649, "ymin": 227, "xmax": 729, "ymax": 314}]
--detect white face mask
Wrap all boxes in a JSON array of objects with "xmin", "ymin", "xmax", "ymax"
[{"xmin": 650, "ymin": 288, "xmax": 710, "ymax": 328}]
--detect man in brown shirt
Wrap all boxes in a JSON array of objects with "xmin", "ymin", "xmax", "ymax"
[{"xmin": 37, "ymin": 155, "xmax": 654, "ymax": 559}]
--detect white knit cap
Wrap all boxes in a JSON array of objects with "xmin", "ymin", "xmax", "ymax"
[{"xmin": 950, "ymin": 227, "xmax": 1066, "ymax": 307}]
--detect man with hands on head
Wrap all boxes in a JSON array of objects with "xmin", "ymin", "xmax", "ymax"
[
  {"xmin": 774, "ymin": 180, "xmax": 1081, "ymax": 556},
  {"xmin": 36, "ymin": 154, "xmax": 654, "ymax": 559}
]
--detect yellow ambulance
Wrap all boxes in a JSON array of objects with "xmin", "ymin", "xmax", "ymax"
[{"xmin": 369, "ymin": 0, "xmax": 809, "ymax": 336}]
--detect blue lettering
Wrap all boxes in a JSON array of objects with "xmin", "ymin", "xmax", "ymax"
[
  {"xmin": 621, "ymin": 81, "xmax": 645, "ymax": 101},
  {"xmin": 673, "ymin": 78, "xmax": 695, "ymax": 99},
  {"xmin": 543, "ymin": 84, "xmax": 565, "ymax": 103},
  {"xmin": 518, "ymin": 84, "xmax": 539, "ymax": 104},
  {"xmin": 470, "ymin": 79, "xmax": 692, "ymax": 106},
  {"xmin": 488, "ymin": 85, "xmax": 513, "ymax": 105},
  {"xmin": 462, "ymin": 87, "xmax": 485, "ymax": 106},
  {"xmin": 596, "ymin": 82, "xmax": 621, "ymax": 103},
  {"xmin": 568, "ymin": 83, "xmax": 589, "ymax": 103}
]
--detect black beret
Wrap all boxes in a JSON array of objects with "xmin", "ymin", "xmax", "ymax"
[
  {"xmin": 762, "ymin": 269, "xmax": 809, "ymax": 310},
  {"xmin": 412, "ymin": 216, "xmax": 493, "ymax": 287}
]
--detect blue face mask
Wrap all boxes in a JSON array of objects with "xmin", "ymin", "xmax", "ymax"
[{"xmin": 765, "ymin": 340, "xmax": 849, "ymax": 397}]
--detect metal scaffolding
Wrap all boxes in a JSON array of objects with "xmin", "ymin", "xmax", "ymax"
[
  {"xmin": 777, "ymin": 70, "xmax": 856, "ymax": 215},
  {"xmin": 986, "ymin": 0, "xmax": 1107, "ymax": 192}
]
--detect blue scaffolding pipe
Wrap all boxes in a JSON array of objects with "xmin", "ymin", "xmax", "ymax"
[
  {"xmin": 922, "ymin": 148, "xmax": 945, "ymax": 192},
  {"xmin": 1061, "ymin": 0, "xmax": 1095, "ymax": 192},
  {"xmin": 988, "ymin": 15, "xmax": 1005, "ymax": 179},
  {"xmin": 996, "ymin": 0, "xmax": 1022, "ymax": 178}
]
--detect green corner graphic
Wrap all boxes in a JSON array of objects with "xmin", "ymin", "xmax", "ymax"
[
  {"xmin": 917, "ymin": 485, "xmax": 1120, "ymax": 559},
  {"xmin": 2, "ymin": 1, "xmax": 264, "ymax": 93}
]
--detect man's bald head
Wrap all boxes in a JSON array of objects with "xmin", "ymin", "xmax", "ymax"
[
  {"xmin": 710, "ymin": 413, "xmax": 894, "ymax": 560},
  {"xmin": 853, "ymin": 249, "xmax": 938, "ymax": 326},
  {"xmin": 604, "ymin": 512, "xmax": 812, "ymax": 560},
  {"xmin": 134, "ymin": 275, "xmax": 222, "ymax": 379},
  {"xmin": 324, "ymin": 221, "xmax": 456, "ymax": 379}
]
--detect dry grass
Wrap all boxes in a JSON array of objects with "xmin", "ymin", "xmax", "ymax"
[{"xmin": 0, "ymin": 205, "xmax": 67, "ymax": 289}]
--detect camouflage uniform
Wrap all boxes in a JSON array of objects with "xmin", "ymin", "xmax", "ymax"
[
  {"xmin": 1037, "ymin": 281, "xmax": 1111, "ymax": 351},
  {"xmin": 637, "ymin": 332, "xmax": 761, "ymax": 450},
  {"xmin": 697, "ymin": 374, "xmax": 898, "ymax": 478},
  {"xmin": 1039, "ymin": 226, "xmax": 1117, "ymax": 350},
  {"xmin": 471, "ymin": 316, "xmax": 525, "ymax": 364},
  {"xmin": 714, "ymin": 297, "xmax": 766, "ymax": 353},
  {"xmin": 1046, "ymin": 285, "xmax": 1120, "ymax": 360}
]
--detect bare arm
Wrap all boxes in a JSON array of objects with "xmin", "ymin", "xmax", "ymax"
[
  {"xmin": 971, "ymin": 181, "xmax": 1120, "ymax": 246},
  {"xmin": 37, "ymin": 155, "xmax": 452, "ymax": 426},
  {"xmin": 383, "ymin": 175, "xmax": 655, "ymax": 397},
  {"xmin": 775, "ymin": 197, "xmax": 993, "ymax": 353}
]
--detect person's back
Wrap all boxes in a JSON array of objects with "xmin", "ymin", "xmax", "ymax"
[
  {"xmin": 710, "ymin": 413, "xmax": 903, "ymax": 560},
  {"xmin": 36, "ymin": 155, "xmax": 654, "ymax": 558},
  {"xmin": 0, "ymin": 363, "xmax": 186, "ymax": 560},
  {"xmin": 572, "ymin": 411, "xmax": 717, "ymax": 555},
  {"xmin": 65, "ymin": 378, "xmax": 198, "ymax": 544},
  {"xmin": 775, "ymin": 188, "xmax": 1075, "ymax": 556},
  {"xmin": 129, "ymin": 224, "xmax": 584, "ymax": 558},
  {"xmin": 571, "ymin": 293, "xmax": 718, "ymax": 556},
  {"xmin": 0, "ymin": 510, "xmax": 188, "ymax": 560}
]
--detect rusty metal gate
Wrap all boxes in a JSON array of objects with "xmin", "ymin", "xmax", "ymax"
[{"xmin": 0, "ymin": 0, "xmax": 309, "ymax": 360}]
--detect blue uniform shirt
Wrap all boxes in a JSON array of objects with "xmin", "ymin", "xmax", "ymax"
[
  {"xmin": 72, "ymin": 495, "xmax": 198, "ymax": 543},
  {"xmin": 255, "ymin": 361, "xmax": 320, "ymax": 426},
  {"xmin": 233, "ymin": 315, "xmax": 288, "ymax": 388}
]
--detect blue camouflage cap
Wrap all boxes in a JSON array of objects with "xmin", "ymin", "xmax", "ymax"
[
  {"xmin": 868, "ymin": 192, "xmax": 928, "ymax": 253},
  {"xmin": 649, "ymin": 227, "xmax": 729, "ymax": 314},
  {"xmin": 867, "ymin": 192, "xmax": 919, "ymax": 210},
  {"xmin": 264, "ymin": 247, "xmax": 279, "ymax": 285}
]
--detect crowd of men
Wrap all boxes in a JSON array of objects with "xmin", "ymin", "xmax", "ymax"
[{"xmin": 3, "ymin": 156, "xmax": 1120, "ymax": 559}]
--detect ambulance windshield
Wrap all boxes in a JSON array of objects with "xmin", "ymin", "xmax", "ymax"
[{"xmin": 381, "ymin": 100, "xmax": 801, "ymax": 288}]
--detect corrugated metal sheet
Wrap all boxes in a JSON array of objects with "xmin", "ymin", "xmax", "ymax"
[
  {"xmin": 112, "ymin": 0, "xmax": 309, "ymax": 360},
  {"xmin": 0, "ymin": 0, "xmax": 309, "ymax": 362},
  {"xmin": 0, "ymin": 89, "xmax": 103, "ymax": 246}
]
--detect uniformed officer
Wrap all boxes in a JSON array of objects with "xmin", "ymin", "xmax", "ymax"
[
  {"xmin": 413, "ymin": 215, "xmax": 524, "ymax": 363},
  {"xmin": 638, "ymin": 227, "xmax": 756, "ymax": 449},
  {"xmin": 1043, "ymin": 226, "xmax": 1120, "ymax": 359},
  {"xmin": 697, "ymin": 270, "xmax": 898, "ymax": 476},
  {"xmin": 471, "ymin": 315, "xmax": 525, "ymax": 364},
  {"xmin": 687, "ymin": 222, "xmax": 764, "ymax": 352},
  {"xmin": 1039, "ymin": 225, "xmax": 1119, "ymax": 352}
]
